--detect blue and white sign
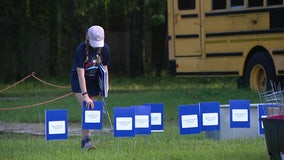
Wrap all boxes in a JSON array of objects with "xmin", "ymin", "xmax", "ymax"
[
  {"xmin": 45, "ymin": 109, "xmax": 68, "ymax": 140},
  {"xmin": 82, "ymin": 101, "xmax": 103, "ymax": 130},
  {"xmin": 143, "ymin": 103, "xmax": 164, "ymax": 132},
  {"xmin": 199, "ymin": 102, "xmax": 220, "ymax": 131},
  {"xmin": 113, "ymin": 107, "xmax": 135, "ymax": 137},
  {"xmin": 132, "ymin": 105, "xmax": 151, "ymax": 135},
  {"xmin": 230, "ymin": 100, "xmax": 250, "ymax": 128},
  {"xmin": 178, "ymin": 104, "xmax": 201, "ymax": 135}
]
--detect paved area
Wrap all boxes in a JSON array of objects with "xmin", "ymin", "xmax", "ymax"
[{"xmin": 0, "ymin": 122, "xmax": 112, "ymax": 136}]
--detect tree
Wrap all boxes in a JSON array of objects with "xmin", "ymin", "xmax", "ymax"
[
  {"xmin": 0, "ymin": 0, "xmax": 168, "ymax": 81},
  {"xmin": 130, "ymin": 0, "xmax": 144, "ymax": 77},
  {"xmin": 148, "ymin": 0, "xmax": 167, "ymax": 76}
]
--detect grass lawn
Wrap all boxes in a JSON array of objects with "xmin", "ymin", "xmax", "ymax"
[
  {"xmin": 0, "ymin": 126, "xmax": 268, "ymax": 160},
  {"xmin": 0, "ymin": 75, "xmax": 269, "ymax": 159}
]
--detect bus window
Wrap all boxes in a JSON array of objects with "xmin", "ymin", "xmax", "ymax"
[
  {"xmin": 178, "ymin": 0, "xmax": 195, "ymax": 10},
  {"xmin": 248, "ymin": 0, "xmax": 263, "ymax": 7},
  {"xmin": 267, "ymin": 0, "xmax": 283, "ymax": 6},
  {"xmin": 212, "ymin": 0, "xmax": 226, "ymax": 10},
  {"xmin": 230, "ymin": 0, "xmax": 244, "ymax": 9}
]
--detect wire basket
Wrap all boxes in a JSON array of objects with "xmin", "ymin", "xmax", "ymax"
[{"xmin": 258, "ymin": 81, "xmax": 284, "ymax": 116}]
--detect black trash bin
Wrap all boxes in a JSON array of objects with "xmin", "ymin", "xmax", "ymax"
[{"xmin": 261, "ymin": 115, "xmax": 284, "ymax": 160}]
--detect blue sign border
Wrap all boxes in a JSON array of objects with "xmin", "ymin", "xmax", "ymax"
[
  {"xmin": 45, "ymin": 109, "xmax": 68, "ymax": 140},
  {"xmin": 178, "ymin": 104, "xmax": 201, "ymax": 135},
  {"xmin": 82, "ymin": 101, "xmax": 103, "ymax": 130}
]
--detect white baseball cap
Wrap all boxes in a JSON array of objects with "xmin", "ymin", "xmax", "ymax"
[{"xmin": 87, "ymin": 25, "xmax": 104, "ymax": 48}]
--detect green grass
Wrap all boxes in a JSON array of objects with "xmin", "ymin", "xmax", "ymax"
[
  {"xmin": 0, "ymin": 76, "xmax": 260, "ymax": 123},
  {"xmin": 0, "ymin": 125, "xmax": 268, "ymax": 160},
  {"xmin": 0, "ymin": 76, "xmax": 269, "ymax": 160}
]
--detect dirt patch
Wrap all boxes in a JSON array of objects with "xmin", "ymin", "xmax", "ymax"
[{"xmin": 0, "ymin": 122, "xmax": 112, "ymax": 136}]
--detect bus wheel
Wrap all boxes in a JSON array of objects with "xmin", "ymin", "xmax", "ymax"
[{"xmin": 244, "ymin": 53, "xmax": 275, "ymax": 92}]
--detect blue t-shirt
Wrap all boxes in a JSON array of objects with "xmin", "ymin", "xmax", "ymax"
[{"xmin": 71, "ymin": 41, "xmax": 110, "ymax": 77}]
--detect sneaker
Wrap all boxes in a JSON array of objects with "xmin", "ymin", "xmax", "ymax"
[
  {"xmin": 81, "ymin": 136, "xmax": 96, "ymax": 150},
  {"xmin": 82, "ymin": 141, "xmax": 96, "ymax": 150},
  {"xmin": 81, "ymin": 136, "xmax": 89, "ymax": 148}
]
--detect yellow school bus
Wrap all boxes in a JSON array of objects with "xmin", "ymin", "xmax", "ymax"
[{"xmin": 167, "ymin": 0, "xmax": 284, "ymax": 91}]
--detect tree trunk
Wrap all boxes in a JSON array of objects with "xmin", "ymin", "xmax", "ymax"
[{"xmin": 130, "ymin": 0, "xmax": 144, "ymax": 77}]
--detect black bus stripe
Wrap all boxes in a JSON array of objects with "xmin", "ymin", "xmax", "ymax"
[
  {"xmin": 176, "ymin": 34, "xmax": 199, "ymax": 38},
  {"xmin": 206, "ymin": 52, "xmax": 243, "ymax": 57},
  {"xmin": 181, "ymin": 14, "xmax": 198, "ymax": 18},
  {"xmin": 177, "ymin": 71, "xmax": 239, "ymax": 76},
  {"xmin": 206, "ymin": 28, "xmax": 284, "ymax": 37},
  {"xmin": 273, "ymin": 50, "xmax": 284, "ymax": 55}
]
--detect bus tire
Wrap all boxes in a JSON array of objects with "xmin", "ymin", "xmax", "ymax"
[{"xmin": 244, "ymin": 53, "xmax": 276, "ymax": 91}]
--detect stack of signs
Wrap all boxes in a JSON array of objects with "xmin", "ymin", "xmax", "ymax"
[
  {"xmin": 45, "ymin": 109, "xmax": 68, "ymax": 140},
  {"xmin": 113, "ymin": 104, "xmax": 162, "ymax": 137},
  {"xmin": 178, "ymin": 102, "xmax": 220, "ymax": 135},
  {"xmin": 99, "ymin": 64, "xmax": 108, "ymax": 98},
  {"xmin": 82, "ymin": 101, "xmax": 103, "ymax": 130}
]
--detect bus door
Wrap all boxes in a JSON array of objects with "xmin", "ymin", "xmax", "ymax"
[{"xmin": 173, "ymin": 0, "xmax": 202, "ymax": 57}]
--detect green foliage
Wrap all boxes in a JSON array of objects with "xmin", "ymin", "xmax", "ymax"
[{"xmin": 0, "ymin": 0, "xmax": 168, "ymax": 81}]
